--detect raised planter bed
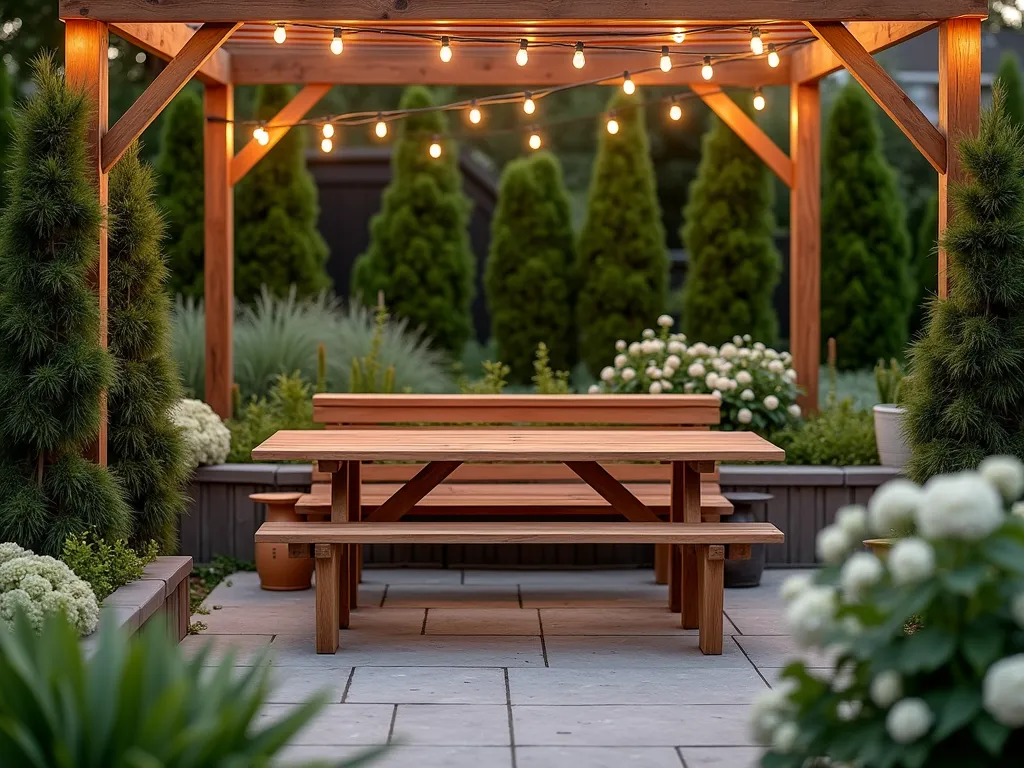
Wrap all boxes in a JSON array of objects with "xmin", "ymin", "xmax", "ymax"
[{"xmin": 180, "ymin": 464, "xmax": 900, "ymax": 568}]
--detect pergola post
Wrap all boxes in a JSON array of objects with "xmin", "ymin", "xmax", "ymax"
[
  {"xmin": 65, "ymin": 19, "xmax": 110, "ymax": 465},
  {"xmin": 937, "ymin": 18, "xmax": 982, "ymax": 298},
  {"xmin": 204, "ymin": 83, "xmax": 234, "ymax": 418},
  {"xmin": 790, "ymin": 82, "xmax": 821, "ymax": 413}
]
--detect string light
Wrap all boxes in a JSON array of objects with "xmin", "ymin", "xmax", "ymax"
[
  {"xmin": 253, "ymin": 125, "xmax": 270, "ymax": 146},
  {"xmin": 516, "ymin": 39, "xmax": 529, "ymax": 67},
  {"xmin": 429, "ymin": 136, "xmax": 442, "ymax": 158},
  {"xmin": 750, "ymin": 27, "xmax": 764, "ymax": 56},
  {"xmin": 330, "ymin": 28, "xmax": 344, "ymax": 55},
  {"xmin": 320, "ymin": 138, "xmax": 333, "ymax": 153},
  {"xmin": 573, "ymin": 42, "xmax": 585, "ymax": 69},
  {"xmin": 606, "ymin": 112, "xmax": 619, "ymax": 135},
  {"xmin": 753, "ymin": 88, "xmax": 766, "ymax": 111},
  {"xmin": 468, "ymin": 100, "xmax": 482, "ymax": 124},
  {"xmin": 273, "ymin": 24, "xmax": 286, "ymax": 44},
  {"xmin": 523, "ymin": 92, "xmax": 536, "ymax": 115},
  {"xmin": 439, "ymin": 36, "xmax": 452, "ymax": 63},
  {"xmin": 767, "ymin": 44, "xmax": 780, "ymax": 68},
  {"xmin": 701, "ymin": 56, "xmax": 714, "ymax": 81},
  {"xmin": 672, "ymin": 29, "xmax": 686, "ymax": 44},
  {"xmin": 528, "ymin": 129, "xmax": 542, "ymax": 150},
  {"xmin": 374, "ymin": 115, "xmax": 388, "ymax": 138},
  {"xmin": 659, "ymin": 46, "xmax": 671, "ymax": 73},
  {"xmin": 322, "ymin": 123, "xmax": 335, "ymax": 139},
  {"xmin": 669, "ymin": 99, "xmax": 682, "ymax": 121}
]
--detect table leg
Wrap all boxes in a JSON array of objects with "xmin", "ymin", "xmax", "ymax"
[
  {"xmin": 330, "ymin": 463, "xmax": 352, "ymax": 627},
  {"xmin": 671, "ymin": 461, "xmax": 702, "ymax": 629},
  {"xmin": 698, "ymin": 545, "xmax": 726, "ymax": 655},
  {"xmin": 314, "ymin": 544, "xmax": 340, "ymax": 654},
  {"xmin": 654, "ymin": 544, "xmax": 669, "ymax": 585},
  {"xmin": 348, "ymin": 460, "xmax": 362, "ymax": 608}
]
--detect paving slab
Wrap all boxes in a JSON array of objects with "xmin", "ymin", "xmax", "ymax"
[
  {"xmin": 391, "ymin": 704, "xmax": 511, "ymax": 745},
  {"xmin": 383, "ymin": 585, "xmax": 520, "ymax": 607},
  {"xmin": 516, "ymin": 746, "xmax": 683, "ymax": 768},
  {"xmin": 279, "ymin": 745, "xmax": 513, "ymax": 768},
  {"xmin": 540, "ymin": 608, "xmax": 738, "ymax": 636},
  {"xmin": 258, "ymin": 703, "xmax": 394, "ymax": 745},
  {"xmin": 464, "ymin": 569, "xmax": 655, "ymax": 587},
  {"xmin": 680, "ymin": 746, "xmax": 762, "ymax": 767},
  {"xmin": 543, "ymin": 635, "xmax": 755, "ymax": 669},
  {"xmin": 733, "ymin": 635, "xmax": 836, "ymax": 669},
  {"xmin": 270, "ymin": 633, "xmax": 546, "ymax": 668},
  {"xmin": 425, "ymin": 607, "xmax": 540, "ymax": 635},
  {"xmin": 724, "ymin": 609, "xmax": 789, "ymax": 636},
  {"xmin": 363, "ymin": 568, "xmax": 465, "ymax": 586},
  {"xmin": 267, "ymin": 666, "xmax": 351, "ymax": 704},
  {"xmin": 521, "ymin": 585, "xmax": 665, "ymax": 609},
  {"xmin": 346, "ymin": 667, "xmax": 507, "ymax": 705},
  {"xmin": 180, "ymin": 633, "xmax": 273, "ymax": 666}
]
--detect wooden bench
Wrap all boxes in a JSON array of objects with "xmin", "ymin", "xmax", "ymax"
[
  {"xmin": 294, "ymin": 394, "xmax": 733, "ymax": 584},
  {"xmin": 256, "ymin": 520, "xmax": 785, "ymax": 655}
]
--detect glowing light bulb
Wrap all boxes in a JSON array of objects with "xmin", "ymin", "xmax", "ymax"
[
  {"xmin": 669, "ymin": 101, "xmax": 682, "ymax": 121},
  {"xmin": 253, "ymin": 125, "xmax": 269, "ymax": 146},
  {"xmin": 767, "ymin": 44, "xmax": 780, "ymax": 68},
  {"xmin": 374, "ymin": 117, "xmax": 388, "ymax": 138},
  {"xmin": 322, "ymin": 123, "xmax": 335, "ymax": 139},
  {"xmin": 622, "ymin": 72, "xmax": 635, "ymax": 95},
  {"xmin": 429, "ymin": 138, "xmax": 442, "ymax": 158},
  {"xmin": 750, "ymin": 28, "xmax": 763, "ymax": 56},
  {"xmin": 439, "ymin": 36, "xmax": 452, "ymax": 63},
  {"xmin": 672, "ymin": 29, "xmax": 686, "ymax": 44},
  {"xmin": 529, "ymin": 131, "xmax": 542, "ymax": 150},
  {"xmin": 517, "ymin": 39, "xmax": 529, "ymax": 67},
  {"xmin": 606, "ymin": 114, "xmax": 619, "ymax": 135},
  {"xmin": 701, "ymin": 56, "xmax": 714, "ymax": 81},
  {"xmin": 273, "ymin": 24, "xmax": 286, "ymax": 45},
  {"xmin": 468, "ymin": 101, "xmax": 482, "ymax": 125},
  {"xmin": 523, "ymin": 92, "xmax": 536, "ymax": 115},
  {"xmin": 573, "ymin": 42, "xmax": 585, "ymax": 69},
  {"xmin": 660, "ymin": 46, "xmax": 671, "ymax": 73},
  {"xmin": 320, "ymin": 137, "xmax": 333, "ymax": 153},
  {"xmin": 330, "ymin": 28, "xmax": 344, "ymax": 55},
  {"xmin": 753, "ymin": 88, "xmax": 766, "ymax": 111}
]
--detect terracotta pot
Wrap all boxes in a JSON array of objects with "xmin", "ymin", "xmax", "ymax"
[
  {"xmin": 251, "ymin": 492, "xmax": 313, "ymax": 590},
  {"xmin": 863, "ymin": 538, "xmax": 892, "ymax": 559},
  {"xmin": 873, "ymin": 404, "xmax": 910, "ymax": 469}
]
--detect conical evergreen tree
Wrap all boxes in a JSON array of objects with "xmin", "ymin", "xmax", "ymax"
[
  {"xmin": 681, "ymin": 106, "xmax": 781, "ymax": 345},
  {"xmin": 577, "ymin": 91, "xmax": 667, "ymax": 375},
  {"xmin": 997, "ymin": 52, "xmax": 1024, "ymax": 128},
  {"xmin": 156, "ymin": 90, "xmax": 205, "ymax": 299},
  {"xmin": 821, "ymin": 82, "xmax": 913, "ymax": 370},
  {"xmin": 486, "ymin": 151, "xmax": 576, "ymax": 383},
  {"xmin": 903, "ymin": 88, "xmax": 1024, "ymax": 481},
  {"xmin": 351, "ymin": 86, "xmax": 474, "ymax": 355},
  {"xmin": 0, "ymin": 63, "xmax": 15, "ymax": 210},
  {"xmin": 910, "ymin": 193, "xmax": 939, "ymax": 337},
  {"xmin": 108, "ymin": 143, "xmax": 190, "ymax": 552},
  {"xmin": 235, "ymin": 84, "xmax": 331, "ymax": 303},
  {"xmin": 0, "ymin": 56, "xmax": 130, "ymax": 554}
]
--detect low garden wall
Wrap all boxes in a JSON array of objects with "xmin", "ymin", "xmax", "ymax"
[{"xmin": 181, "ymin": 464, "xmax": 900, "ymax": 568}]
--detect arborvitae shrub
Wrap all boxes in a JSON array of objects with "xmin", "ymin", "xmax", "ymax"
[
  {"xmin": 576, "ymin": 90, "xmax": 667, "ymax": 375},
  {"xmin": 486, "ymin": 151, "xmax": 576, "ymax": 383},
  {"xmin": 681, "ymin": 105, "xmax": 781, "ymax": 345},
  {"xmin": 0, "ymin": 56, "xmax": 130, "ymax": 554},
  {"xmin": 821, "ymin": 82, "xmax": 913, "ymax": 370},
  {"xmin": 156, "ymin": 90, "xmax": 205, "ymax": 299},
  {"xmin": 108, "ymin": 143, "xmax": 190, "ymax": 552},
  {"xmin": 351, "ymin": 86, "xmax": 474, "ymax": 355},
  {"xmin": 998, "ymin": 51, "xmax": 1024, "ymax": 128},
  {"xmin": 0, "ymin": 63, "xmax": 14, "ymax": 209},
  {"xmin": 235, "ymin": 84, "xmax": 331, "ymax": 303},
  {"xmin": 903, "ymin": 88, "xmax": 1024, "ymax": 481},
  {"xmin": 910, "ymin": 193, "xmax": 939, "ymax": 338}
]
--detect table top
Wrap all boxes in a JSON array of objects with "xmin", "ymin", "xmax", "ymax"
[{"xmin": 252, "ymin": 428, "xmax": 785, "ymax": 463}]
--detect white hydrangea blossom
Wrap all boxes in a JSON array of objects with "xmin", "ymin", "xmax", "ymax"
[
  {"xmin": 1012, "ymin": 592, "xmax": 1024, "ymax": 629},
  {"xmin": 628, "ymin": 342, "xmax": 642, "ymax": 356},
  {"xmin": 600, "ymin": 366, "xmax": 616, "ymax": 382},
  {"xmin": 763, "ymin": 395, "xmax": 779, "ymax": 410},
  {"xmin": 868, "ymin": 479, "xmax": 923, "ymax": 535},
  {"xmin": 688, "ymin": 362, "xmax": 706, "ymax": 378},
  {"xmin": 768, "ymin": 360, "xmax": 785, "ymax": 374},
  {"xmin": 983, "ymin": 655, "xmax": 1024, "ymax": 727},
  {"xmin": 587, "ymin": 384, "xmax": 600, "ymax": 394},
  {"xmin": 918, "ymin": 472, "xmax": 1005, "ymax": 541},
  {"xmin": 621, "ymin": 368, "xmax": 636, "ymax": 382},
  {"xmin": 772, "ymin": 722, "xmax": 799, "ymax": 753},
  {"xmin": 979, "ymin": 456, "xmax": 1024, "ymax": 502},
  {"xmin": 737, "ymin": 408, "xmax": 753, "ymax": 425},
  {"xmin": 887, "ymin": 538, "xmax": 936, "ymax": 585},
  {"xmin": 720, "ymin": 342, "xmax": 738, "ymax": 358},
  {"xmin": 786, "ymin": 584, "xmax": 837, "ymax": 647},
  {"xmin": 169, "ymin": 398, "xmax": 231, "ymax": 468},
  {"xmin": 886, "ymin": 698, "xmax": 933, "ymax": 744},
  {"xmin": 788, "ymin": 404, "xmax": 802, "ymax": 418},
  {"xmin": 781, "ymin": 572, "xmax": 814, "ymax": 603},
  {"xmin": 836, "ymin": 699, "xmax": 862, "ymax": 721},
  {"xmin": 657, "ymin": 314, "xmax": 674, "ymax": 328},
  {"xmin": 705, "ymin": 372, "xmax": 719, "ymax": 389},
  {"xmin": 614, "ymin": 354, "xmax": 627, "ymax": 369},
  {"xmin": 835, "ymin": 505, "xmax": 868, "ymax": 540},
  {"xmin": 751, "ymin": 682, "xmax": 796, "ymax": 745},
  {"xmin": 870, "ymin": 671, "xmax": 903, "ymax": 708},
  {"xmin": 668, "ymin": 340, "xmax": 685, "ymax": 355},
  {"xmin": 615, "ymin": 339, "xmax": 627, "ymax": 352},
  {"xmin": 642, "ymin": 328, "xmax": 655, "ymax": 339},
  {"xmin": 0, "ymin": 547, "xmax": 99, "ymax": 636},
  {"xmin": 741, "ymin": 389, "xmax": 755, "ymax": 402},
  {"xmin": 839, "ymin": 552, "xmax": 883, "ymax": 599},
  {"xmin": 816, "ymin": 524, "xmax": 852, "ymax": 564},
  {"xmin": 736, "ymin": 370, "xmax": 753, "ymax": 386},
  {"xmin": 649, "ymin": 382, "xmax": 663, "ymax": 394}
]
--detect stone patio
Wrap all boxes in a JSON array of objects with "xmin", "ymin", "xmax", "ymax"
[{"xmin": 185, "ymin": 567, "xmax": 818, "ymax": 768}]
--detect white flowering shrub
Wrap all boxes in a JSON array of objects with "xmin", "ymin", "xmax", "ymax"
[
  {"xmin": 0, "ymin": 542, "xmax": 99, "ymax": 636},
  {"xmin": 590, "ymin": 316, "xmax": 801, "ymax": 433},
  {"xmin": 169, "ymin": 398, "xmax": 231, "ymax": 468},
  {"xmin": 755, "ymin": 456, "xmax": 1024, "ymax": 767}
]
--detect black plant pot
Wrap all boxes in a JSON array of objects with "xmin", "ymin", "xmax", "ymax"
[{"xmin": 722, "ymin": 491, "xmax": 772, "ymax": 588}]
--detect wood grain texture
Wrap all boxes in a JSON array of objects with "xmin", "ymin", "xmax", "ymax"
[
  {"xmin": 938, "ymin": 18, "xmax": 981, "ymax": 299},
  {"xmin": 256, "ymin": 521, "xmax": 785, "ymax": 545},
  {"xmin": 330, "ymin": 461, "xmax": 349, "ymax": 523},
  {"xmin": 691, "ymin": 84, "xmax": 793, "ymax": 187},
  {"xmin": 698, "ymin": 545, "xmax": 726, "ymax": 654},
  {"xmin": 792, "ymin": 21, "xmax": 935, "ymax": 83},
  {"xmin": 110, "ymin": 22, "xmax": 231, "ymax": 84},
  {"xmin": 314, "ymin": 544, "xmax": 340, "ymax": 653},
  {"xmin": 348, "ymin": 460, "xmax": 362, "ymax": 605},
  {"xmin": 102, "ymin": 23, "xmax": 239, "ymax": 172},
  {"xmin": 313, "ymin": 462, "xmax": 720, "ymax": 485},
  {"xmin": 230, "ymin": 84, "xmax": 331, "ymax": 185},
  {"xmin": 790, "ymin": 80, "xmax": 820, "ymax": 414},
  {"xmin": 59, "ymin": 0, "xmax": 989, "ymax": 23},
  {"xmin": 366, "ymin": 461, "xmax": 463, "ymax": 522},
  {"xmin": 807, "ymin": 21, "xmax": 946, "ymax": 173},
  {"xmin": 65, "ymin": 20, "xmax": 109, "ymax": 466},
  {"xmin": 203, "ymin": 83, "xmax": 234, "ymax": 419},
  {"xmin": 252, "ymin": 428, "xmax": 785, "ymax": 463},
  {"xmin": 564, "ymin": 462, "xmax": 660, "ymax": 523}
]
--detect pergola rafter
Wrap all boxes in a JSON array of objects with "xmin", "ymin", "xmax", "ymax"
[{"xmin": 58, "ymin": 1, "xmax": 986, "ymax": 461}]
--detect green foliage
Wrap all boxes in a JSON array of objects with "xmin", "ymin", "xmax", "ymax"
[
  {"xmin": 228, "ymin": 373, "xmax": 316, "ymax": 464},
  {"xmin": 576, "ymin": 90, "xmax": 668, "ymax": 375},
  {"xmin": 875, "ymin": 358, "xmax": 905, "ymax": 405},
  {"xmin": 0, "ymin": 63, "xmax": 14, "ymax": 210},
  {"xmin": 351, "ymin": 86, "xmax": 475, "ymax": 354},
  {"xmin": 681, "ymin": 105, "xmax": 781, "ymax": 345},
  {"xmin": 350, "ymin": 303, "xmax": 397, "ymax": 393},
  {"xmin": 61, "ymin": 531, "xmax": 158, "ymax": 602},
  {"xmin": 821, "ymin": 82, "xmax": 914, "ymax": 370},
  {"xmin": 997, "ymin": 52, "xmax": 1024, "ymax": 128},
  {"xmin": 532, "ymin": 342, "xmax": 571, "ymax": 394},
  {"xmin": 486, "ymin": 151, "xmax": 576, "ymax": 383},
  {"xmin": 911, "ymin": 193, "xmax": 940, "ymax": 338},
  {"xmin": 156, "ymin": 90, "xmax": 205, "ymax": 298},
  {"xmin": 108, "ymin": 143, "xmax": 190, "ymax": 552},
  {"xmin": 460, "ymin": 360, "xmax": 510, "ymax": 394},
  {"xmin": 0, "ymin": 56, "xmax": 130, "ymax": 555},
  {"xmin": 903, "ymin": 88, "xmax": 1024, "ymax": 483},
  {"xmin": 235, "ymin": 84, "xmax": 331, "ymax": 303},
  {"xmin": 775, "ymin": 400, "xmax": 879, "ymax": 466}
]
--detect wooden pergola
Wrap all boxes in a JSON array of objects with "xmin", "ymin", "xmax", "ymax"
[{"xmin": 58, "ymin": 1, "xmax": 987, "ymax": 462}]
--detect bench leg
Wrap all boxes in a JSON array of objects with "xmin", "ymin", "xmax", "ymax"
[
  {"xmin": 669, "ymin": 545, "xmax": 680, "ymax": 612},
  {"xmin": 697, "ymin": 545, "xmax": 726, "ymax": 655},
  {"xmin": 348, "ymin": 461, "xmax": 362, "ymax": 608},
  {"xmin": 339, "ymin": 544, "xmax": 351, "ymax": 629},
  {"xmin": 654, "ymin": 544, "xmax": 669, "ymax": 585},
  {"xmin": 680, "ymin": 544, "xmax": 700, "ymax": 628},
  {"xmin": 315, "ymin": 544, "xmax": 340, "ymax": 654}
]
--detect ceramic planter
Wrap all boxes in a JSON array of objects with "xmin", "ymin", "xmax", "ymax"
[{"xmin": 873, "ymin": 404, "xmax": 909, "ymax": 469}]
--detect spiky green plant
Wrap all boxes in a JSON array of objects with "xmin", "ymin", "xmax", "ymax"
[
  {"xmin": 107, "ymin": 143, "xmax": 190, "ymax": 552},
  {"xmin": 350, "ymin": 302, "xmax": 397, "ymax": 394},
  {"xmin": 873, "ymin": 358, "xmax": 905, "ymax": 405},
  {"xmin": 532, "ymin": 342, "xmax": 571, "ymax": 394},
  {"xmin": 0, "ymin": 55, "xmax": 130, "ymax": 554},
  {"xmin": 0, "ymin": 62, "xmax": 15, "ymax": 210},
  {"xmin": 460, "ymin": 360, "xmax": 510, "ymax": 394}
]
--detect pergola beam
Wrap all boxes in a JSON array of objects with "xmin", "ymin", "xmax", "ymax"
[
  {"xmin": 102, "ymin": 22, "xmax": 240, "ymax": 172},
  {"xmin": 59, "ymin": 0, "xmax": 988, "ymax": 23},
  {"xmin": 230, "ymin": 84, "xmax": 332, "ymax": 186},
  {"xmin": 110, "ymin": 22, "xmax": 232, "ymax": 84},
  {"xmin": 806, "ymin": 21, "xmax": 946, "ymax": 174},
  {"xmin": 690, "ymin": 84, "xmax": 793, "ymax": 188},
  {"xmin": 791, "ymin": 21, "xmax": 936, "ymax": 83}
]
